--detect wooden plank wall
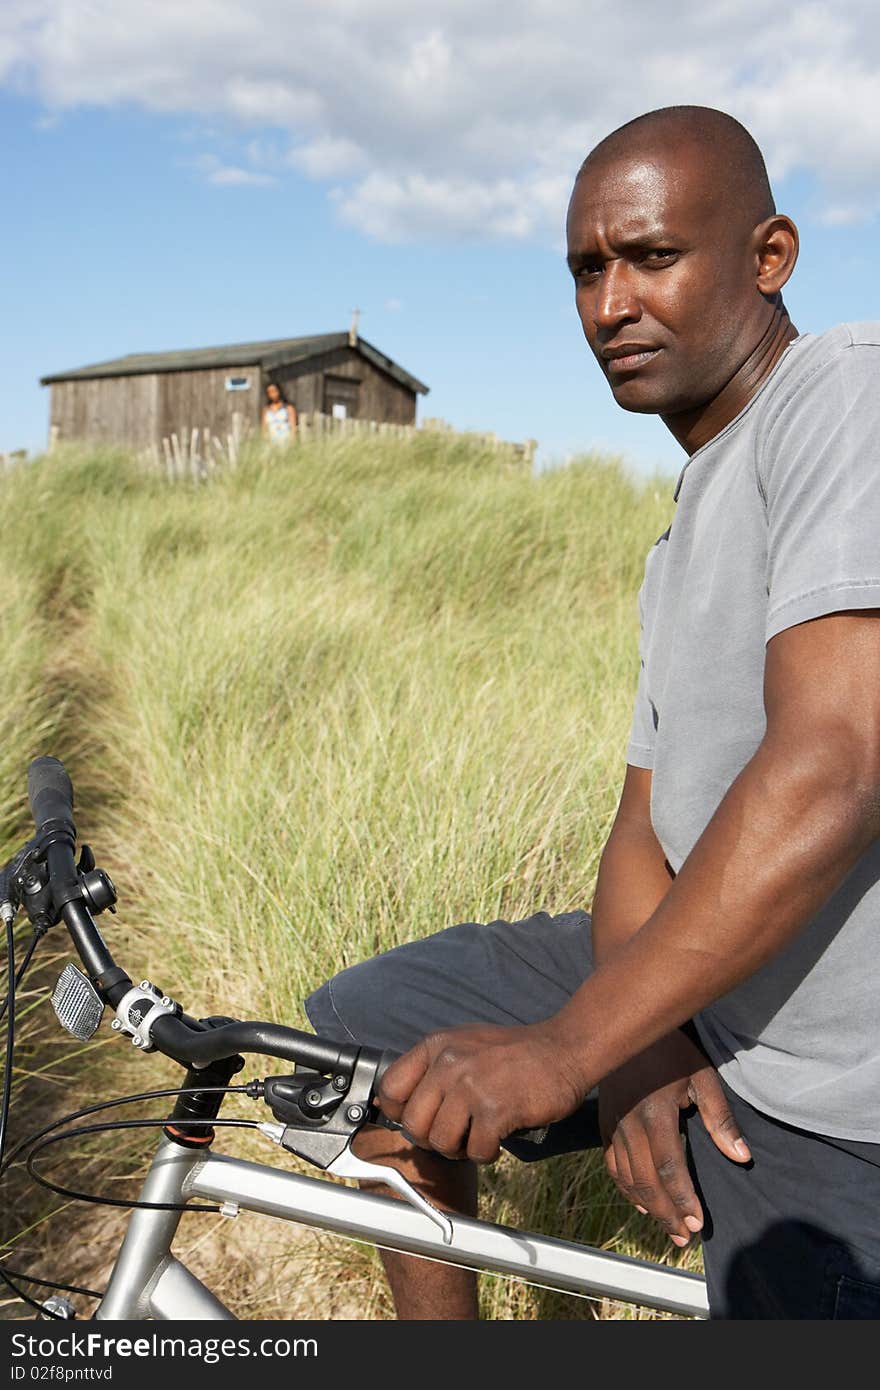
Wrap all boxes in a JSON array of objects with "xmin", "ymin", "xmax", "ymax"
[
  {"xmin": 159, "ymin": 364, "xmax": 261, "ymax": 440},
  {"xmin": 50, "ymin": 374, "xmax": 161, "ymax": 450},
  {"xmin": 49, "ymin": 365, "xmax": 263, "ymax": 450},
  {"xmin": 335, "ymin": 353, "xmax": 417, "ymax": 425},
  {"xmin": 48, "ymin": 347, "xmax": 418, "ymax": 450},
  {"xmin": 272, "ymin": 369, "xmax": 322, "ymax": 415},
  {"xmin": 270, "ymin": 346, "xmax": 417, "ymax": 426}
]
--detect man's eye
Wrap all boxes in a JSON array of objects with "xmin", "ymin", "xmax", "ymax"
[
  {"xmin": 574, "ymin": 263, "xmax": 602, "ymax": 282},
  {"xmin": 644, "ymin": 249, "xmax": 678, "ymax": 266}
]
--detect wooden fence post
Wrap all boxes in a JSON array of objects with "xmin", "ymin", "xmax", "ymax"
[
  {"xmin": 162, "ymin": 436, "xmax": 175, "ymax": 482},
  {"xmin": 171, "ymin": 432, "xmax": 184, "ymax": 479},
  {"xmin": 189, "ymin": 428, "xmax": 201, "ymax": 482},
  {"xmin": 145, "ymin": 416, "xmax": 538, "ymax": 483}
]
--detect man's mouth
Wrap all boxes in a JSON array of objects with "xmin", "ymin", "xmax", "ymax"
[{"xmin": 602, "ymin": 345, "xmax": 661, "ymax": 373}]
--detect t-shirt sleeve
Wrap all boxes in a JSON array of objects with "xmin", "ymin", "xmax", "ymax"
[
  {"xmin": 761, "ymin": 339, "xmax": 880, "ymax": 643},
  {"xmin": 625, "ymin": 579, "xmax": 655, "ymax": 769}
]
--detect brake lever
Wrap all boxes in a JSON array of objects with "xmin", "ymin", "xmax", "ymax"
[
  {"xmin": 324, "ymin": 1146, "xmax": 453, "ymax": 1244},
  {"xmin": 257, "ymin": 1050, "xmax": 454, "ymax": 1244}
]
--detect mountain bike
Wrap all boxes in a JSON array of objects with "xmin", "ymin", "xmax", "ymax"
[{"xmin": 0, "ymin": 757, "xmax": 708, "ymax": 1321}]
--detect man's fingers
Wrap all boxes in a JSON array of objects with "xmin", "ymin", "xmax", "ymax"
[
  {"xmin": 427, "ymin": 1093, "xmax": 475, "ymax": 1161},
  {"xmin": 619, "ymin": 1123, "xmax": 697, "ymax": 1246},
  {"xmin": 609, "ymin": 1133, "xmax": 635, "ymax": 1203},
  {"xmin": 397, "ymin": 1074, "xmax": 450, "ymax": 1147},
  {"xmin": 377, "ymin": 1040, "xmax": 432, "ymax": 1120},
  {"xmin": 611, "ymin": 1134, "xmax": 653, "ymax": 1219},
  {"xmin": 688, "ymin": 1068, "xmax": 752, "ymax": 1163},
  {"xmin": 464, "ymin": 1113, "xmax": 503, "ymax": 1165},
  {"xmin": 644, "ymin": 1127, "xmax": 704, "ymax": 1238}
]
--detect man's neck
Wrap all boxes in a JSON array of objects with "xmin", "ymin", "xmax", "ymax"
[{"xmin": 663, "ymin": 305, "xmax": 799, "ymax": 456}]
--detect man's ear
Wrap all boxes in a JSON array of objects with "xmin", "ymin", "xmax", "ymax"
[{"xmin": 754, "ymin": 215, "xmax": 799, "ymax": 295}]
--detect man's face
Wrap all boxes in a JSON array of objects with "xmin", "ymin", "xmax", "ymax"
[{"xmin": 566, "ymin": 151, "xmax": 758, "ymax": 418}]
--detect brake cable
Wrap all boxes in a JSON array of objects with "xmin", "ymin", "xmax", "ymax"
[
  {"xmin": 0, "ymin": 928, "xmax": 42, "ymax": 1026},
  {"xmin": 0, "ymin": 923, "xmax": 14, "ymax": 1173},
  {"xmin": 0, "ymin": 1265, "xmax": 67, "ymax": 1318},
  {"xmin": 0, "ymin": 913, "xmax": 52, "ymax": 1316},
  {"xmin": 26, "ymin": 1115, "xmax": 259, "ymax": 1211},
  {"xmin": 1, "ymin": 1082, "xmax": 261, "ymax": 1179},
  {"xmin": 1, "ymin": 1083, "xmax": 256, "ymax": 1315}
]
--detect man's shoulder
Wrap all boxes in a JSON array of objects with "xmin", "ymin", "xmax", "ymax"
[
  {"xmin": 759, "ymin": 321, "xmax": 880, "ymax": 420},
  {"xmin": 779, "ymin": 321, "xmax": 880, "ymax": 374},
  {"xmin": 842, "ymin": 321, "xmax": 880, "ymax": 349}
]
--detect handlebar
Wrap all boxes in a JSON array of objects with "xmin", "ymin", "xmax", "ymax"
[
  {"xmin": 20, "ymin": 758, "xmax": 546, "ymax": 1148},
  {"xmin": 150, "ymin": 1013, "xmax": 364, "ymax": 1076},
  {"xmin": 20, "ymin": 756, "xmax": 386, "ymax": 1080},
  {"xmin": 28, "ymin": 757, "xmax": 76, "ymax": 840},
  {"xmin": 21, "ymin": 757, "xmax": 125, "ymax": 990}
]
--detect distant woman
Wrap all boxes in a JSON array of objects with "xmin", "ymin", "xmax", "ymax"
[{"xmin": 262, "ymin": 382, "xmax": 297, "ymax": 444}]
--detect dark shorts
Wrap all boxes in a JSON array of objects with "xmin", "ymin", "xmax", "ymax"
[
  {"xmin": 686, "ymin": 1078, "xmax": 880, "ymax": 1319},
  {"xmin": 305, "ymin": 911, "xmax": 880, "ymax": 1318},
  {"xmin": 305, "ymin": 910, "xmax": 602, "ymax": 1160}
]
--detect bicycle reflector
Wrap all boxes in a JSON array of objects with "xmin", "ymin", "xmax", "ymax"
[{"xmin": 52, "ymin": 963, "xmax": 104, "ymax": 1040}]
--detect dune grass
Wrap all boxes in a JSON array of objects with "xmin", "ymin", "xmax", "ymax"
[{"xmin": 0, "ymin": 432, "xmax": 696, "ymax": 1320}]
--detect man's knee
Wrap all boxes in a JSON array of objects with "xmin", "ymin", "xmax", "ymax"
[
  {"xmin": 305, "ymin": 958, "xmax": 387, "ymax": 1049},
  {"xmin": 303, "ymin": 909, "xmax": 594, "ymax": 1061}
]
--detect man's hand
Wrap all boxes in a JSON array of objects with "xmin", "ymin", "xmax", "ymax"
[
  {"xmin": 599, "ymin": 1027, "xmax": 751, "ymax": 1247},
  {"xmin": 377, "ymin": 1021, "xmax": 587, "ymax": 1163}
]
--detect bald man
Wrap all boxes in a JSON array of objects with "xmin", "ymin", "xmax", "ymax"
[{"xmin": 306, "ymin": 106, "xmax": 880, "ymax": 1319}]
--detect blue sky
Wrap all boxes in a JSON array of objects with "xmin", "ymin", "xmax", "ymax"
[{"xmin": 3, "ymin": 2, "xmax": 880, "ymax": 475}]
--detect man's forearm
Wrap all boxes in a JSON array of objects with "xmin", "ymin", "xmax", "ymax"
[
  {"xmin": 558, "ymin": 737, "xmax": 880, "ymax": 1092},
  {"xmin": 591, "ymin": 817, "xmax": 674, "ymax": 965},
  {"xmin": 590, "ymin": 763, "xmax": 674, "ymax": 967}
]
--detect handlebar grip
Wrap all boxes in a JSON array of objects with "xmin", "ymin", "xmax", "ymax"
[
  {"xmin": 28, "ymin": 757, "xmax": 75, "ymax": 836},
  {"xmin": 373, "ymin": 1049, "xmax": 399, "ymax": 1090}
]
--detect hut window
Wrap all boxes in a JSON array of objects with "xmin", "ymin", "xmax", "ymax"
[{"xmin": 225, "ymin": 376, "xmax": 251, "ymax": 391}]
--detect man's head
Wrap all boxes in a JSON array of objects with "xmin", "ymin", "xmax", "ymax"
[{"xmin": 566, "ymin": 106, "xmax": 798, "ymax": 437}]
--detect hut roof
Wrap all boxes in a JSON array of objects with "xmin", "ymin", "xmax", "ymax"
[{"xmin": 41, "ymin": 333, "xmax": 429, "ymax": 395}]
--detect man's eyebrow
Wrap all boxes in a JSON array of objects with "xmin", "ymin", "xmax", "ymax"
[
  {"xmin": 566, "ymin": 228, "xmax": 683, "ymax": 269},
  {"xmin": 566, "ymin": 249, "xmax": 596, "ymax": 270}
]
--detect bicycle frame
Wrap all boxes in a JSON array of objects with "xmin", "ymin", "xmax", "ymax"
[{"xmin": 95, "ymin": 1137, "xmax": 709, "ymax": 1320}]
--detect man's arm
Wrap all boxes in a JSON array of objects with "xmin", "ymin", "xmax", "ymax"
[
  {"xmin": 557, "ymin": 609, "xmax": 880, "ymax": 1082},
  {"xmin": 590, "ymin": 764, "xmax": 672, "ymax": 963},
  {"xmin": 592, "ymin": 765, "xmax": 749, "ymax": 1246},
  {"xmin": 379, "ymin": 610, "xmax": 880, "ymax": 1158}
]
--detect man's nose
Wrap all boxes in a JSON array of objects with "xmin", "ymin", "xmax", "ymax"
[{"xmin": 592, "ymin": 261, "xmax": 640, "ymax": 330}]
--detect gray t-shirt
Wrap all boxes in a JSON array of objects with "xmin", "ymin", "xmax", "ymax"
[{"xmin": 627, "ymin": 321, "xmax": 880, "ymax": 1141}]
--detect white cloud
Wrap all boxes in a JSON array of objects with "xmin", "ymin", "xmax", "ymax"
[
  {"xmin": 188, "ymin": 152, "xmax": 277, "ymax": 186},
  {"xmin": 208, "ymin": 165, "xmax": 276, "ymax": 187},
  {"xmin": 334, "ymin": 171, "xmax": 569, "ymax": 242},
  {"xmin": 818, "ymin": 206, "xmax": 867, "ymax": 227},
  {"xmin": 288, "ymin": 135, "xmax": 365, "ymax": 178},
  {"xmin": 5, "ymin": 0, "xmax": 880, "ymax": 240}
]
